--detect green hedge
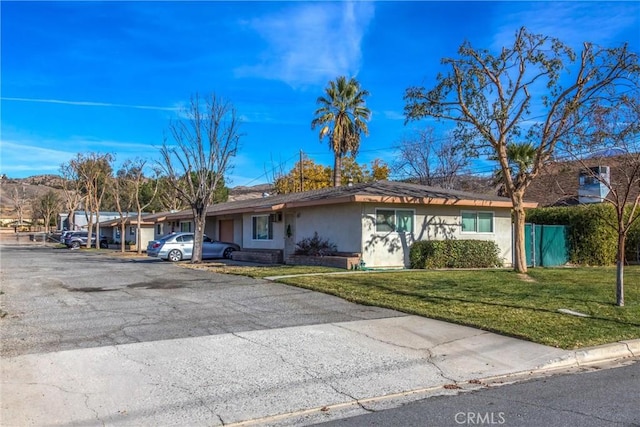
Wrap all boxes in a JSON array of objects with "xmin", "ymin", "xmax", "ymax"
[
  {"xmin": 526, "ymin": 204, "xmax": 640, "ymax": 265},
  {"xmin": 410, "ymin": 240, "xmax": 503, "ymax": 269}
]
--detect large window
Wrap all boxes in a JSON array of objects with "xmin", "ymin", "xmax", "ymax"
[
  {"xmin": 375, "ymin": 209, "xmax": 414, "ymax": 233},
  {"xmin": 180, "ymin": 222, "xmax": 191, "ymax": 232},
  {"xmin": 461, "ymin": 211, "xmax": 494, "ymax": 233},
  {"xmin": 252, "ymin": 215, "xmax": 273, "ymax": 240}
]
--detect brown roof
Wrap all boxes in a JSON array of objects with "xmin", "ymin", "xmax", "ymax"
[
  {"xmin": 165, "ymin": 180, "xmax": 527, "ymax": 220},
  {"xmin": 527, "ymin": 156, "xmax": 639, "ymax": 207},
  {"xmin": 97, "ymin": 211, "xmax": 173, "ymax": 227}
]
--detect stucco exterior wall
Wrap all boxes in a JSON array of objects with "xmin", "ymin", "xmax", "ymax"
[
  {"xmin": 291, "ymin": 204, "xmax": 362, "ymax": 254},
  {"xmin": 361, "ymin": 204, "xmax": 513, "ymax": 268},
  {"xmin": 240, "ymin": 205, "xmax": 362, "ymax": 253},
  {"xmin": 234, "ymin": 202, "xmax": 514, "ymax": 268}
]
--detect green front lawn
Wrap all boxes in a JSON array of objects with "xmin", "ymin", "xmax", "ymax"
[
  {"xmin": 275, "ymin": 266, "xmax": 640, "ymax": 349},
  {"xmin": 181, "ymin": 263, "xmax": 342, "ymax": 278}
]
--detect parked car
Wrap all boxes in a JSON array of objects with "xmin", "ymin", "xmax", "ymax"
[
  {"xmin": 146, "ymin": 232, "xmax": 240, "ymax": 262},
  {"xmin": 64, "ymin": 231, "xmax": 109, "ymax": 249}
]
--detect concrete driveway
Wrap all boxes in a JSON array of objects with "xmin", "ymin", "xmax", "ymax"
[{"xmin": 1, "ymin": 243, "xmax": 569, "ymax": 426}]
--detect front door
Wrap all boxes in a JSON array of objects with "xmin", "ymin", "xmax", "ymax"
[
  {"xmin": 284, "ymin": 213, "xmax": 296, "ymax": 260},
  {"xmin": 219, "ymin": 219, "xmax": 234, "ymax": 242}
]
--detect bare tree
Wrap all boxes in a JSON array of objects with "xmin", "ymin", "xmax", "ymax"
[
  {"xmin": 394, "ymin": 128, "xmax": 469, "ymax": 189},
  {"xmin": 71, "ymin": 153, "xmax": 114, "ymax": 248},
  {"xmin": 59, "ymin": 161, "xmax": 83, "ymax": 231},
  {"xmin": 33, "ymin": 190, "xmax": 61, "ymax": 233},
  {"xmin": 404, "ymin": 27, "xmax": 639, "ymax": 273},
  {"xmin": 565, "ymin": 94, "xmax": 640, "ymax": 306},
  {"xmin": 10, "ymin": 186, "xmax": 28, "ymax": 229},
  {"xmin": 113, "ymin": 164, "xmax": 136, "ymax": 252},
  {"xmin": 127, "ymin": 159, "xmax": 159, "ymax": 254},
  {"xmin": 158, "ymin": 93, "xmax": 240, "ymax": 263}
]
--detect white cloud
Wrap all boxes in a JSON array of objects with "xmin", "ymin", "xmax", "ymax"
[
  {"xmin": 1, "ymin": 97, "xmax": 178, "ymax": 112},
  {"xmin": 492, "ymin": 2, "xmax": 638, "ymax": 51},
  {"xmin": 0, "ymin": 141, "xmax": 76, "ymax": 175},
  {"xmin": 0, "ymin": 135, "xmax": 163, "ymax": 178},
  {"xmin": 235, "ymin": 1, "xmax": 375, "ymax": 88},
  {"xmin": 383, "ymin": 110, "xmax": 405, "ymax": 121}
]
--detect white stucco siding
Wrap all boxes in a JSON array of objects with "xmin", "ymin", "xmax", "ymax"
[
  {"xmin": 293, "ymin": 204, "xmax": 362, "ymax": 254},
  {"xmin": 361, "ymin": 205, "xmax": 513, "ymax": 268}
]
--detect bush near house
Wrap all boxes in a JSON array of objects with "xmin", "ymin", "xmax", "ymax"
[
  {"xmin": 410, "ymin": 240, "xmax": 503, "ymax": 269},
  {"xmin": 295, "ymin": 232, "xmax": 337, "ymax": 256},
  {"xmin": 527, "ymin": 204, "xmax": 640, "ymax": 265}
]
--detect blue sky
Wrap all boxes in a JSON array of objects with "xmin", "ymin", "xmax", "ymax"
[{"xmin": 2, "ymin": 1, "xmax": 639, "ymax": 186}]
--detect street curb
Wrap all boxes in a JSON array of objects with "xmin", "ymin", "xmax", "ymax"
[{"xmin": 537, "ymin": 339, "xmax": 640, "ymax": 370}]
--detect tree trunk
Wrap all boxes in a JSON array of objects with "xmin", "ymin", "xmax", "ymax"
[
  {"xmin": 616, "ymin": 232, "xmax": 625, "ymax": 307},
  {"xmin": 512, "ymin": 192, "xmax": 528, "ymax": 273},
  {"xmin": 191, "ymin": 205, "xmax": 206, "ymax": 263},
  {"xmin": 120, "ymin": 223, "xmax": 126, "ymax": 253},
  {"xmin": 95, "ymin": 212, "xmax": 101, "ymax": 249},
  {"xmin": 136, "ymin": 210, "xmax": 143, "ymax": 255},
  {"xmin": 333, "ymin": 154, "xmax": 342, "ymax": 187}
]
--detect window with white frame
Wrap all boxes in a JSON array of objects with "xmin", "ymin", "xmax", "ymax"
[
  {"xmin": 375, "ymin": 209, "xmax": 414, "ymax": 233},
  {"xmin": 252, "ymin": 215, "xmax": 273, "ymax": 240},
  {"xmin": 156, "ymin": 223, "xmax": 163, "ymax": 235},
  {"xmin": 461, "ymin": 211, "xmax": 494, "ymax": 233},
  {"xmin": 180, "ymin": 222, "xmax": 191, "ymax": 232}
]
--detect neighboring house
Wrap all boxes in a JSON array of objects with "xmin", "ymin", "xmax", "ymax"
[
  {"xmin": 58, "ymin": 211, "xmax": 128, "ymax": 232},
  {"xmin": 526, "ymin": 156, "xmax": 638, "ymax": 207},
  {"xmin": 160, "ymin": 181, "xmax": 532, "ymax": 268},
  {"xmin": 98, "ymin": 212, "xmax": 172, "ymax": 249}
]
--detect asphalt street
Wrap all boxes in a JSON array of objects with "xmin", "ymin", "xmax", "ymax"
[{"xmin": 315, "ymin": 360, "xmax": 640, "ymax": 427}]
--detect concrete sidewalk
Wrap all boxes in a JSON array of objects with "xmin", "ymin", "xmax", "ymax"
[{"xmin": 5, "ymin": 315, "xmax": 635, "ymax": 427}]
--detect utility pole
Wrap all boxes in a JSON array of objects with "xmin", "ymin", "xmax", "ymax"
[{"xmin": 299, "ymin": 150, "xmax": 304, "ymax": 192}]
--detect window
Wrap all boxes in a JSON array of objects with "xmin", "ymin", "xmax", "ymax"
[
  {"xmin": 375, "ymin": 209, "xmax": 414, "ymax": 233},
  {"xmin": 176, "ymin": 234, "xmax": 193, "ymax": 243},
  {"xmin": 156, "ymin": 224, "xmax": 163, "ymax": 235},
  {"xmin": 252, "ymin": 215, "xmax": 273, "ymax": 240},
  {"xmin": 180, "ymin": 222, "xmax": 191, "ymax": 232},
  {"xmin": 461, "ymin": 211, "xmax": 494, "ymax": 233},
  {"xmin": 129, "ymin": 226, "xmax": 135, "ymax": 236}
]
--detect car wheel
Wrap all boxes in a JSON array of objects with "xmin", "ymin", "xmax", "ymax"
[
  {"xmin": 71, "ymin": 241, "xmax": 80, "ymax": 249},
  {"xmin": 168, "ymin": 249, "xmax": 183, "ymax": 262},
  {"xmin": 223, "ymin": 247, "xmax": 234, "ymax": 259}
]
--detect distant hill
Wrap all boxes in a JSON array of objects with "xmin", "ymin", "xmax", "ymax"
[
  {"xmin": 0, "ymin": 174, "xmax": 275, "ymax": 220},
  {"xmin": 0, "ymin": 175, "xmax": 66, "ymax": 219}
]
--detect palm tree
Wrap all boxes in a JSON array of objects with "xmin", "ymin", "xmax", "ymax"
[
  {"xmin": 492, "ymin": 142, "xmax": 537, "ymax": 196},
  {"xmin": 312, "ymin": 76, "xmax": 371, "ymax": 187}
]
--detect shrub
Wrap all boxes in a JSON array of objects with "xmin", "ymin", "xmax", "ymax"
[
  {"xmin": 295, "ymin": 232, "xmax": 337, "ymax": 256},
  {"xmin": 526, "ymin": 204, "xmax": 640, "ymax": 265},
  {"xmin": 410, "ymin": 240, "xmax": 503, "ymax": 269}
]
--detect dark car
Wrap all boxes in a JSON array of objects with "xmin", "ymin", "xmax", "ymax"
[
  {"xmin": 146, "ymin": 232, "xmax": 240, "ymax": 262},
  {"xmin": 65, "ymin": 231, "xmax": 109, "ymax": 249}
]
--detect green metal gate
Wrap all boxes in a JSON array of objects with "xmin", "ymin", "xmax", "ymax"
[{"xmin": 524, "ymin": 224, "xmax": 569, "ymax": 267}]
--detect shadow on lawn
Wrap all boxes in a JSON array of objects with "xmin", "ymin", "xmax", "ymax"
[{"xmin": 370, "ymin": 284, "xmax": 640, "ymax": 328}]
